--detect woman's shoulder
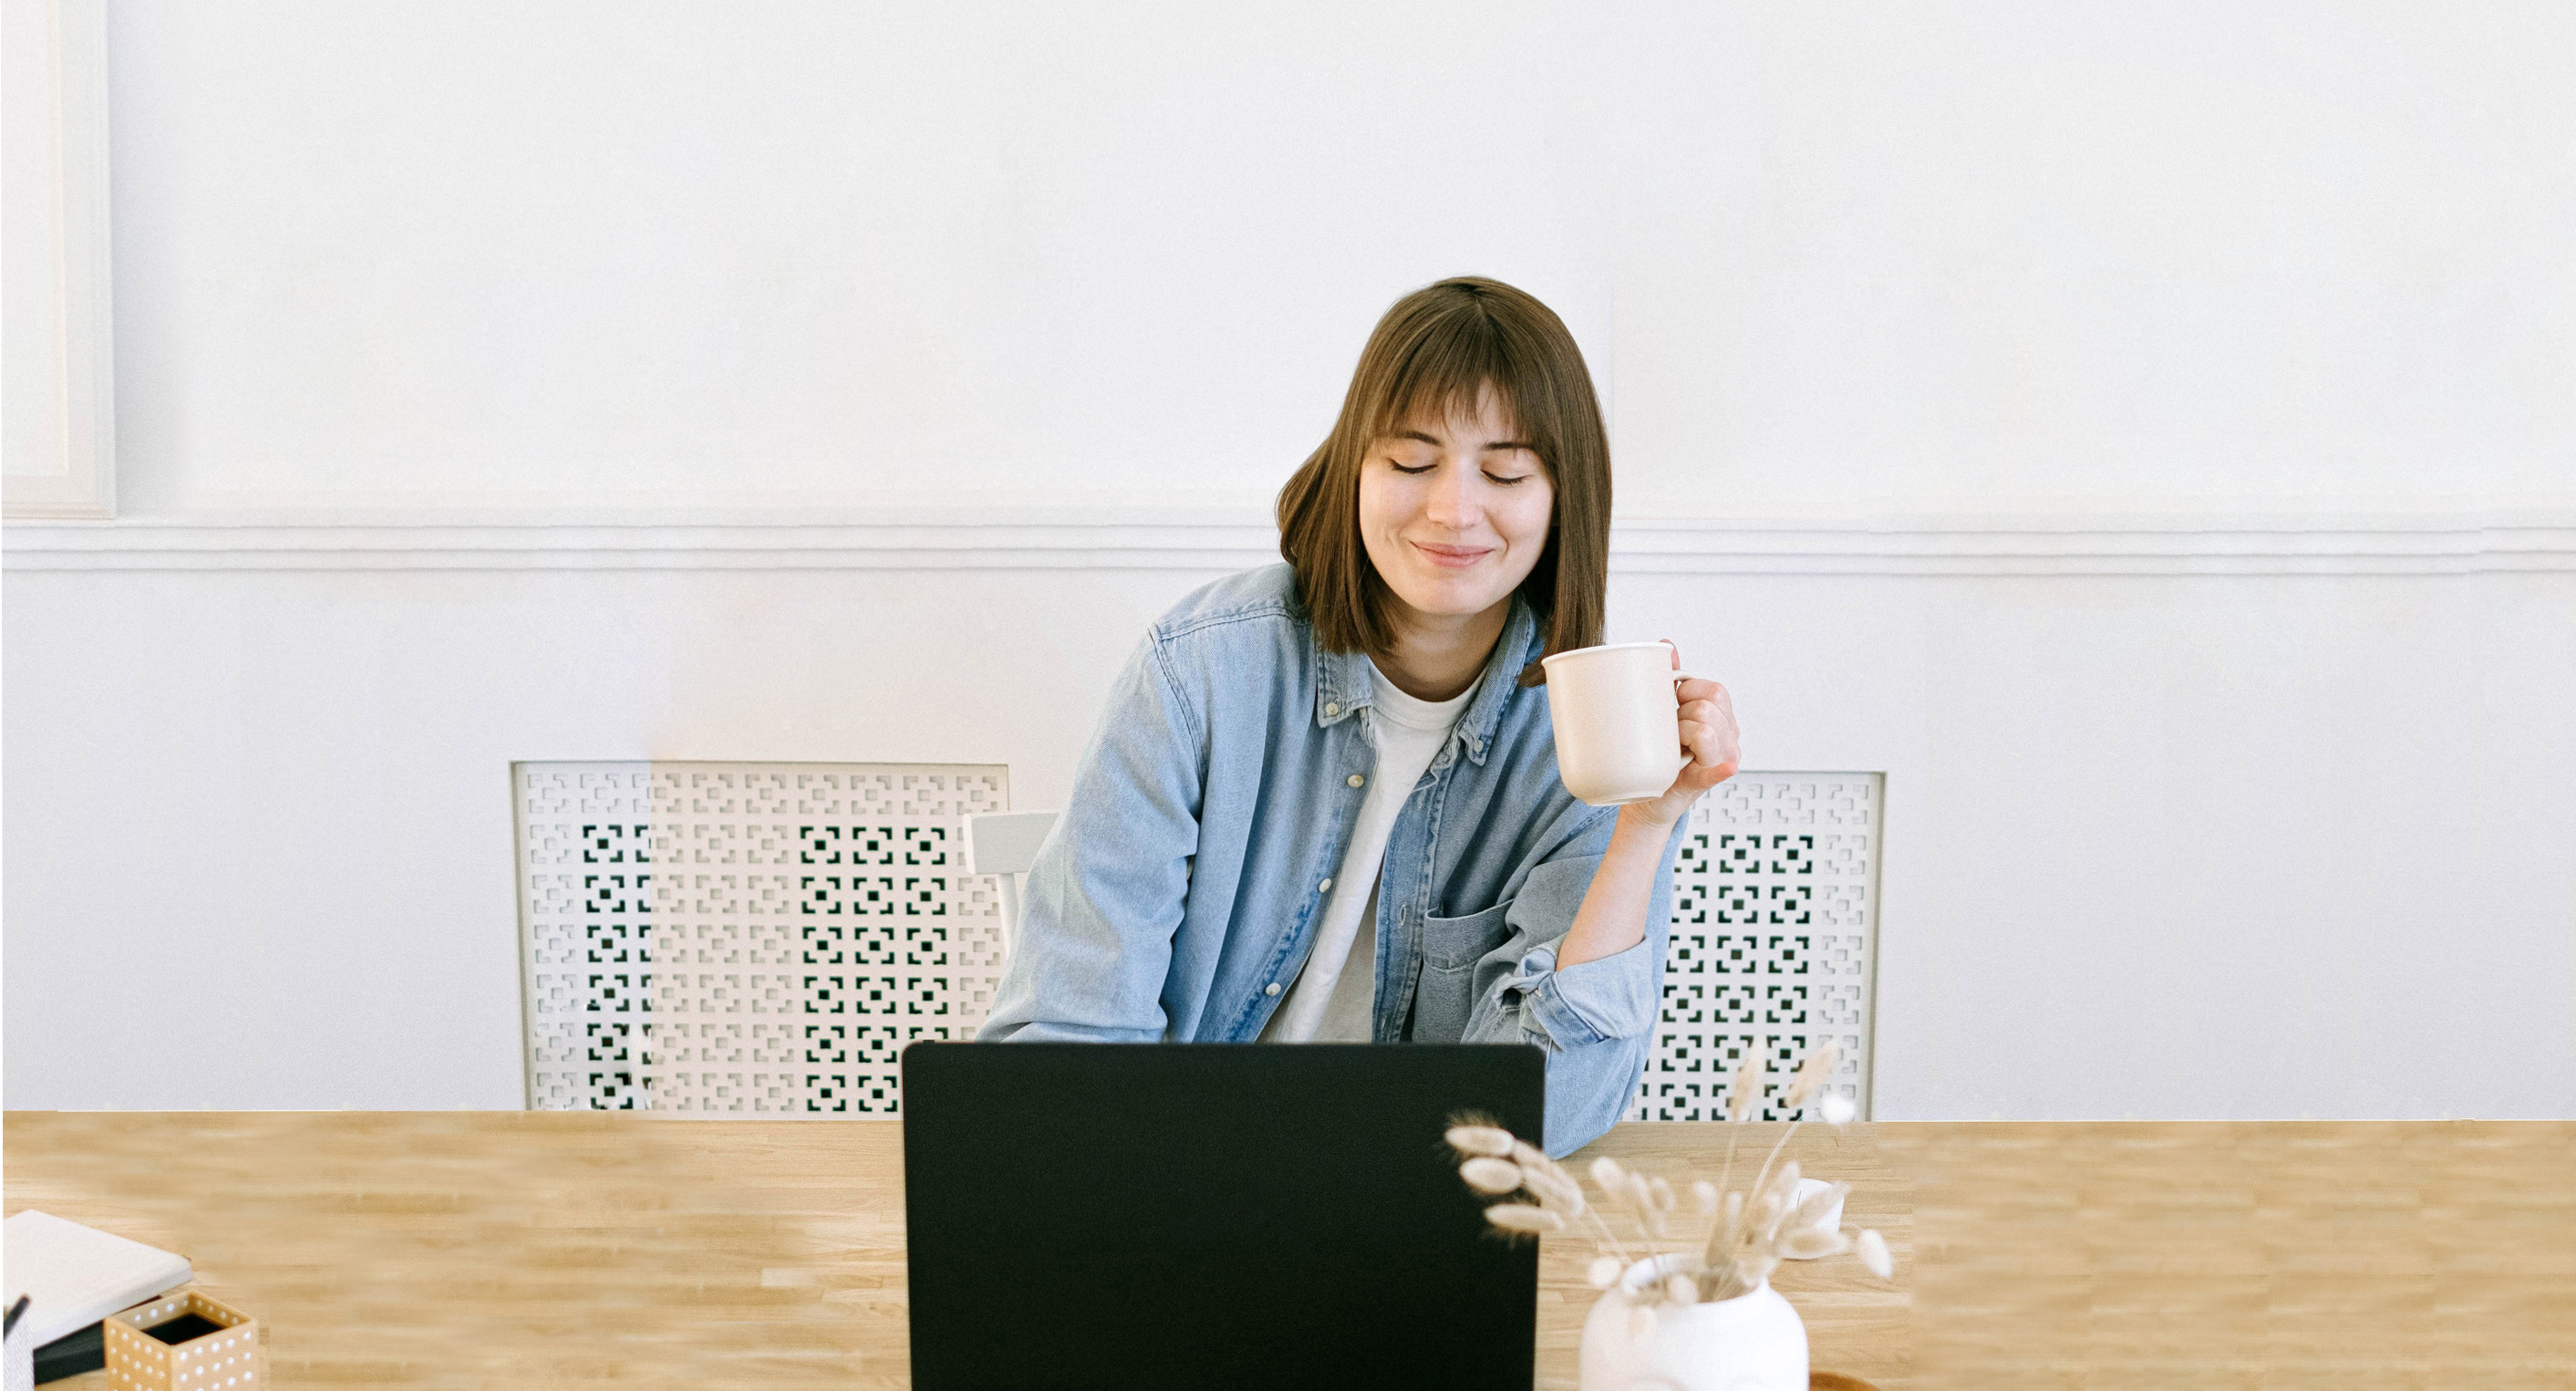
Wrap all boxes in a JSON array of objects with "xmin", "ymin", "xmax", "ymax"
[{"xmin": 1146, "ymin": 563, "xmax": 1305, "ymax": 646}]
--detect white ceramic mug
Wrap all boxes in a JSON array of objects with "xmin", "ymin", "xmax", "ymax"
[{"xmin": 1539, "ymin": 640, "xmax": 1713, "ymax": 806}]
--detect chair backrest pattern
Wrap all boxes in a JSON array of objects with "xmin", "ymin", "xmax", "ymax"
[
  {"xmin": 516, "ymin": 761, "xmax": 1011, "ymax": 1114},
  {"xmin": 519, "ymin": 763, "xmax": 1878, "ymax": 1120},
  {"xmin": 1629, "ymin": 773, "xmax": 1882, "ymax": 1122}
]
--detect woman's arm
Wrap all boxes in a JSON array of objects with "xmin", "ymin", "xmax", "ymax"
[
  {"xmin": 1455, "ymin": 661, "xmax": 1741, "ymax": 1154},
  {"xmin": 976, "ymin": 633, "xmax": 1205, "ymax": 1043},
  {"xmin": 1554, "ymin": 804, "xmax": 1689, "ymax": 968}
]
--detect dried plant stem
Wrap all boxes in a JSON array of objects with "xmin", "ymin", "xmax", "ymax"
[
  {"xmin": 1743, "ymin": 1117, "xmax": 1805, "ymax": 1230},
  {"xmin": 1582, "ymin": 1206, "xmax": 1635, "ymax": 1263},
  {"xmin": 1716, "ymin": 1124, "xmax": 1743, "ymax": 1214},
  {"xmin": 1701, "ymin": 1184, "xmax": 1737, "ymax": 1272},
  {"xmin": 1708, "ymin": 1115, "xmax": 1750, "ymax": 1269}
]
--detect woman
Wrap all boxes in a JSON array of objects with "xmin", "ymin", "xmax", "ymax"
[{"xmin": 978, "ymin": 276, "xmax": 1740, "ymax": 1156}]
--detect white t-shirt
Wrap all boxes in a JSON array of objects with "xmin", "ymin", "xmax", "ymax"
[{"xmin": 1258, "ymin": 660, "xmax": 1476, "ymax": 1043}]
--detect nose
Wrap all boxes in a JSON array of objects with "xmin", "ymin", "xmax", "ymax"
[{"xmin": 1423, "ymin": 462, "xmax": 1480, "ymax": 532}]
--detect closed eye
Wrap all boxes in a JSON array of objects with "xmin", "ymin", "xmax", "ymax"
[{"xmin": 1385, "ymin": 460, "xmax": 1534, "ymax": 483}]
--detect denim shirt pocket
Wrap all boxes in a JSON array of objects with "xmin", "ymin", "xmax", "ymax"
[{"xmin": 1412, "ymin": 900, "xmax": 1515, "ymax": 1041}]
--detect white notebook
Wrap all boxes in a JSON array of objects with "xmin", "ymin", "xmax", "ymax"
[{"xmin": 2, "ymin": 1209, "xmax": 193, "ymax": 1350}]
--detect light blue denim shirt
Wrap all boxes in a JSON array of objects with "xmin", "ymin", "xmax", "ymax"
[{"xmin": 978, "ymin": 564, "xmax": 1684, "ymax": 1157}]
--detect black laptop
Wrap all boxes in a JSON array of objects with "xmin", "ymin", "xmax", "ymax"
[{"xmin": 901, "ymin": 1042, "xmax": 1547, "ymax": 1390}]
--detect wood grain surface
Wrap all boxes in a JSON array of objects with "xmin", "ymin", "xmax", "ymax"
[
  {"xmin": 1880, "ymin": 1120, "xmax": 2576, "ymax": 1388},
  {"xmin": 6, "ymin": 1114, "xmax": 2568, "ymax": 1388}
]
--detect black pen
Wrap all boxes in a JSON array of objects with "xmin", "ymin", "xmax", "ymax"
[{"xmin": 4, "ymin": 1292, "xmax": 27, "ymax": 1338}]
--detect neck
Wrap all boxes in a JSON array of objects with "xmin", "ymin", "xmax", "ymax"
[{"xmin": 1375, "ymin": 596, "xmax": 1510, "ymax": 702}]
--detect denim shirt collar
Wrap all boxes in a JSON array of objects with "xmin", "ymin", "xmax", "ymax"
[{"xmin": 1311, "ymin": 596, "xmax": 1537, "ymax": 767}]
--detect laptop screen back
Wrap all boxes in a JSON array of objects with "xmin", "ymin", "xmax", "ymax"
[{"xmin": 902, "ymin": 1042, "xmax": 1547, "ymax": 1390}]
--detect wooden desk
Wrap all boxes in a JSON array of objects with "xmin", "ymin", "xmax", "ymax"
[{"xmin": 6, "ymin": 1116, "xmax": 2569, "ymax": 1387}]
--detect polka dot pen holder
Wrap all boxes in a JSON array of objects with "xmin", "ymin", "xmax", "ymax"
[{"xmin": 101, "ymin": 1290, "xmax": 262, "ymax": 1389}]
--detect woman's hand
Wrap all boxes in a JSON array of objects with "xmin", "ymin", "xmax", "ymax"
[
  {"xmin": 1622, "ymin": 640, "xmax": 1740, "ymax": 830},
  {"xmin": 1557, "ymin": 642, "xmax": 1740, "ymax": 969}
]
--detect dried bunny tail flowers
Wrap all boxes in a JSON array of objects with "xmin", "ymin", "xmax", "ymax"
[
  {"xmin": 1505, "ymin": 1142, "xmax": 1588, "ymax": 1217},
  {"xmin": 1520, "ymin": 1165, "xmax": 1588, "ymax": 1216},
  {"xmin": 1483, "ymin": 1203, "xmax": 1565, "ymax": 1235},
  {"xmin": 1459, "ymin": 1157, "xmax": 1524, "ymax": 1195},
  {"xmin": 1785, "ymin": 1179, "xmax": 1849, "ymax": 1234},
  {"xmin": 1624, "ymin": 1174, "xmax": 1665, "ymax": 1237},
  {"xmin": 1691, "ymin": 1179, "xmax": 1719, "ymax": 1216},
  {"xmin": 1588, "ymin": 1255, "xmax": 1624, "ymax": 1290},
  {"xmin": 1588, "ymin": 1157, "xmax": 1627, "ymax": 1195},
  {"xmin": 1720, "ymin": 1038, "xmax": 1768, "ymax": 1196},
  {"xmin": 1857, "ymin": 1228, "xmax": 1893, "ymax": 1280},
  {"xmin": 1752, "ymin": 1159, "xmax": 1801, "ymax": 1237},
  {"xmin": 1444, "ymin": 1123, "xmax": 1516, "ymax": 1158},
  {"xmin": 1784, "ymin": 1040, "xmax": 1842, "ymax": 1110},
  {"xmin": 1705, "ymin": 1189, "xmax": 1743, "ymax": 1268},
  {"xmin": 1818, "ymin": 1091, "xmax": 1857, "ymax": 1126},
  {"xmin": 1663, "ymin": 1273, "xmax": 1699, "ymax": 1306},
  {"xmin": 1725, "ymin": 1042, "xmax": 1767, "ymax": 1124},
  {"xmin": 1777, "ymin": 1227, "xmax": 1849, "ymax": 1260}
]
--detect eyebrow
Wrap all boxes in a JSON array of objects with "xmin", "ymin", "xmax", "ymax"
[{"xmin": 1390, "ymin": 430, "xmax": 1538, "ymax": 454}]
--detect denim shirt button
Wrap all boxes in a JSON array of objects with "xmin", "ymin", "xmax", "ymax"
[
  {"xmin": 1324, "ymin": 701, "xmax": 1340, "ymax": 716},
  {"xmin": 1319, "ymin": 878, "xmax": 1332, "ymax": 893},
  {"xmin": 1264, "ymin": 981, "xmax": 1281, "ymax": 996},
  {"xmin": 1347, "ymin": 773, "xmax": 1364, "ymax": 788}
]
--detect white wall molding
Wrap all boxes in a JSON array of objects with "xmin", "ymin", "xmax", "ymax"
[{"xmin": 7, "ymin": 508, "xmax": 2572, "ymax": 576}]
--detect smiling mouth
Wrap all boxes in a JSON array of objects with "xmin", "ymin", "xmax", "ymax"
[{"xmin": 1411, "ymin": 541, "xmax": 1494, "ymax": 569}]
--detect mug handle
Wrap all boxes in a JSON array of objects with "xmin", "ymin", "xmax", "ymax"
[{"xmin": 1657, "ymin": 639, "xmax": 1714, "ymax": 690}]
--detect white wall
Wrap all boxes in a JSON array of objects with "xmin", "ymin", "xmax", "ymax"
[
  {"xmin": 8, "ymin": 559, "xmax": 2571, "ymax": 1116},
  {"xmin": 5, "ymin": 2, "xmax": 2571, "ymax": 1115},
  {"xmin": 105, "ymin": 0, "xmax": 2572, "ymax": 514}
]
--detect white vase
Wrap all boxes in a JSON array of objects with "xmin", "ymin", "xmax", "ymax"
[{"xmin": 1578, "ymin": 1254, "xmax": 1808, "ymax": 1391}]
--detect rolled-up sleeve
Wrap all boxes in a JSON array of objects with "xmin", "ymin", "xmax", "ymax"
[
  {"xmin": 1497, "ymin": 937, "xmax": 1658, "ymax": 1051},
  {"xmin": 1459, "ymin": 822, "xmax": 1689, "ymax": 1156}
]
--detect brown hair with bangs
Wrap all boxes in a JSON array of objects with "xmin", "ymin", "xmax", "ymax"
[{"xmin": 1277, "ymin": 275, "xmax": 1609, "ymax": 687}]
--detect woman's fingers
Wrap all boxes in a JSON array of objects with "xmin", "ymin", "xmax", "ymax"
[
  {"xmin": 1661, "ymin": 646, "xmax": 1743, "ymax": 800},
  {"xmin": 1679, "ymin": 718, "xmax": 1739, "ymax": 770},
  {"xmin": 1680, "ymin": 695, "xmax": 1740, "ymax": 753}
]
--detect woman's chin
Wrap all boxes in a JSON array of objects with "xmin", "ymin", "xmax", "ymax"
[{"xmin": 1388, "ymin": 572, "xmax": 1516, "ymax": 624}]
